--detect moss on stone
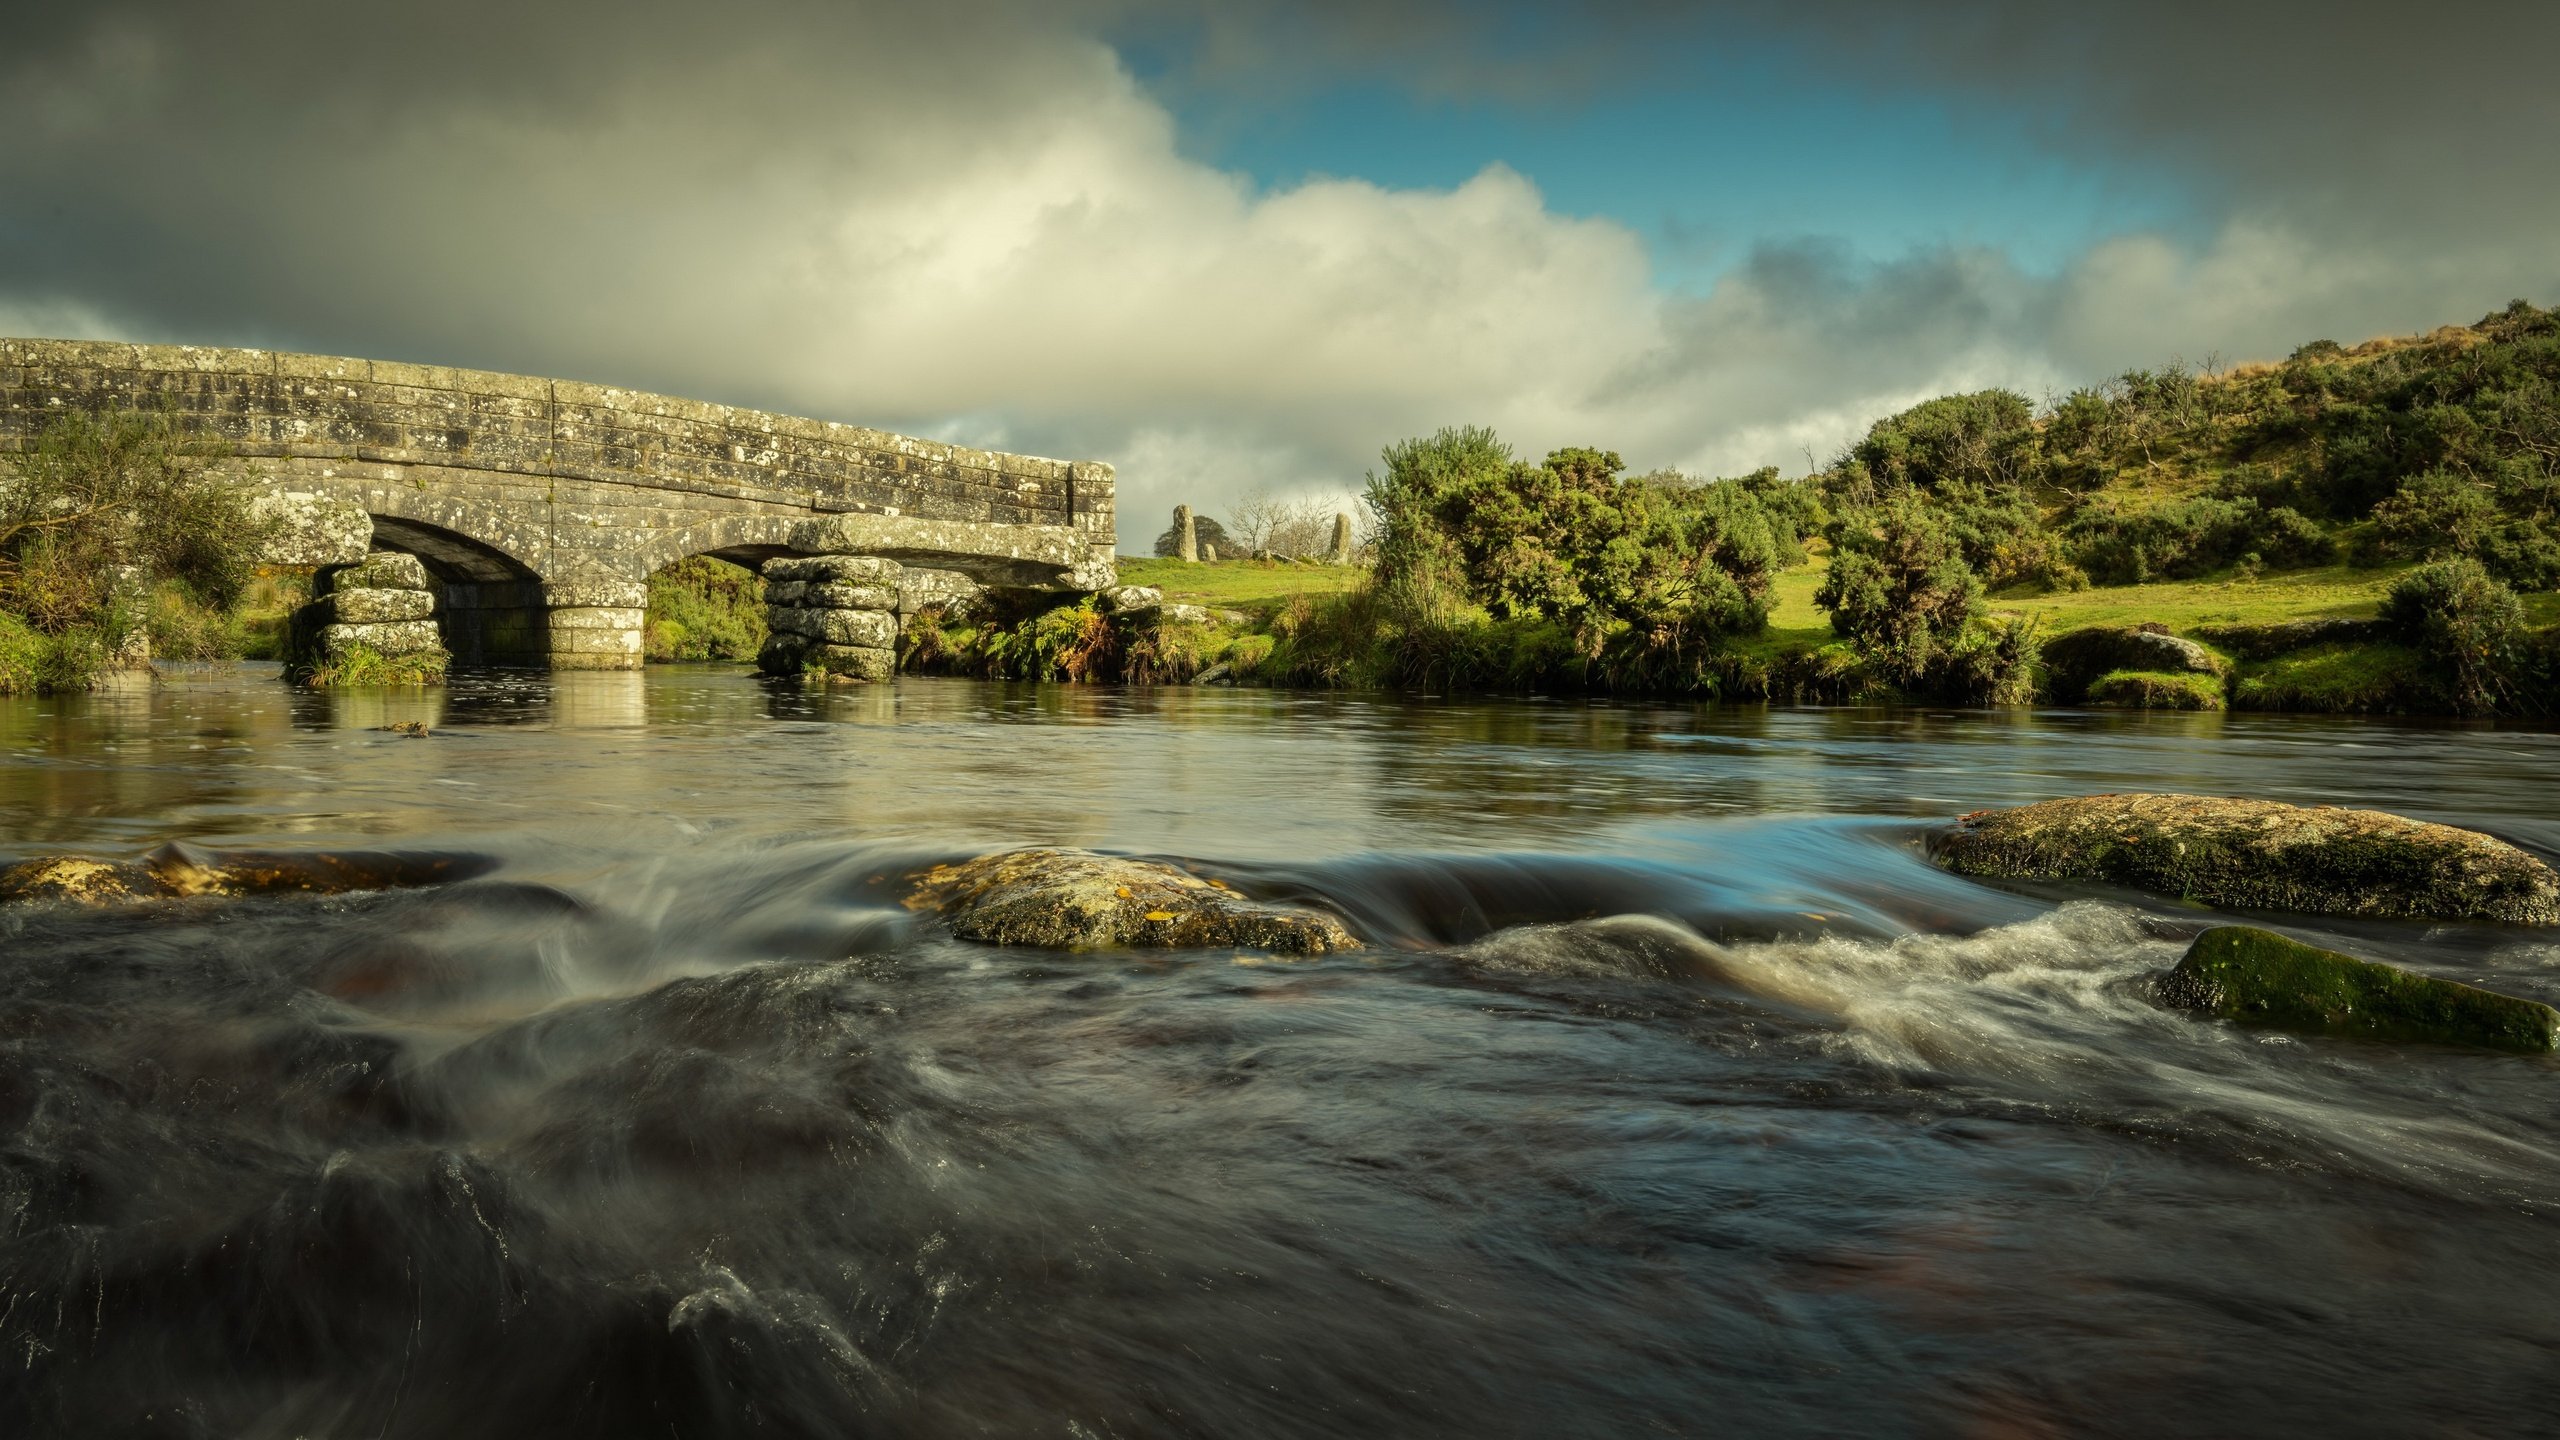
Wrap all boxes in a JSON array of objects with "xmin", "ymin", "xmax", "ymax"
[
  {"xmin": 1934, "ymin": 793, "xmax": 2560, "ymax": 923},
  {"xmin": 2160, "ymin": 925, "xmax": 2560, "ymax": 1051},
  {"xmin": 2084, "ymin": 669, "xmax": 2226, "ymax": 710}
]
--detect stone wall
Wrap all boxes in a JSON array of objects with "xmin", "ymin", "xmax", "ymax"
[{"xmin": 0, "ymin": 338, "xmax": 1117, "ymax": 670}]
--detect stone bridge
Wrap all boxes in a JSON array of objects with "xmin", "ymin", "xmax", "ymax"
[{"xmin": 0, "ymin": 339, "xmax": 1116, "ymax": 668}]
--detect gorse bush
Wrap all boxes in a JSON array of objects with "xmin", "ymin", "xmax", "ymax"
[
  {"xmin": 2379, "ymin": 557, "xmax": 2524, "ymax": 715},
  {"xmin": 1365, "ymin": 429, "xmax": 1804, "ymax": 658},
  {"xmin": 1817, "ymin": 490, "xmax": 1982, "ymax": 687},
  {"xmin": 2064, "ymin": 495, "xmax": 2332, "ymax": 585},
  {"xmin": 0, "ymin": 406, "xmax": 276, "ymax": 691}
]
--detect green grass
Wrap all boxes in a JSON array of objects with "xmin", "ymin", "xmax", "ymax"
[
  {"xmin": 2086, "ymin": 669, "xmax": 2226, "ymax": 710},
  {"xmin": 2232, "ymin": 642, "xmax": 2431, "ymax": 714},
  {"xmin": 300, "ymin": 643, "xmax": 447, "ymax": 689},
  {"xmin": 1114, "ymin": 556, "xmax": 1366, "ymax": 610}
]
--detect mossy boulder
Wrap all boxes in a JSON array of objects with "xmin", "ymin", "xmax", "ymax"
[
  {"xmin": 2084, "ymin": 669, "xmax": 2225, "ymax": 710},
  {"xmin": 2041, "ymin": 626, "xmax": 2224, "ymax": 704},
  {"xmin": 2160, "ymin": 926, "xmax": 2560, "ymax": 1051},
  {"xmin": 0, "ymin": 842, "xmax": 492, "ymax": 907},
  {"xmin": 1933, "ymin": 793, "xmax": 2560, "ymax": 923},
  {"xmin": 905, "ymin": 848, "xmax": 1359, "ymax": 953}
]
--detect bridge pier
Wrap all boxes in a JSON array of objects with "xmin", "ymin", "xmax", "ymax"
[{"xmin": 543, "ymin": 580, "xmax": 648, "ymax": 672}]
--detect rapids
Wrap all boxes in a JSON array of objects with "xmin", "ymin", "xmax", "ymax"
[{"xmin": 3, "ymin": 665, "xmax": 2557, "ymax": 1436}]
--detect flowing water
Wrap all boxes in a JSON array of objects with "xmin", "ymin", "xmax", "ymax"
[{"xmin": 4, "ymin": 666, "xmax": 2559, "ymax": 1437}]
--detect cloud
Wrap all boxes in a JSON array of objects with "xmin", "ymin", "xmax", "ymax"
[{"xmin": 0, "ymin": 1, "xmax": 2553, "ymax": 547}]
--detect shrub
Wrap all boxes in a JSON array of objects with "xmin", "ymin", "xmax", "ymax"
[
  {"xmin": 1838, "ymin": 389, "xmax": 2037, "ymax": 497},
  {"xmin": 2366, "ymin": 468, "xmax": 2560, "ymax": 587},
  {"xmin": 2065, "ymin": 496, "xmax": 2332, "ymax": 584},
  {"xmin": 2380, "ymin": 558, "xmax": 2524, "ymax": 715},
  {"xmin": 1817, "ymin": 490, "xmax": 1982, "ymax": 687},
  {"xmin": 645, "ymin": 555, "xmax": 767, "ymax": 662},
  {"xmin": 0, "ymin": 407, "xmax": 275, "ymax": 688},
  {"xmin": 1365, "ymin": 431, "xmax": 1791, "ymax": 659}
]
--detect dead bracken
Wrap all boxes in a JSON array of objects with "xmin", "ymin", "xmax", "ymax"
[{"xmin": 905, "ymin": 848, "xmax": 1361, "ymax": 953}]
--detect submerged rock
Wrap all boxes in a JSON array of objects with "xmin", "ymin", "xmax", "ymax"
[
  {"xmin": 0, "ymin": 842, "xmax": 492, "ymax": 907},
  {"xmin": 1934, "ymin": 793, "xmax": 2560, "ymax": 924},
  {"xmin": 2160, "ymin": 925, "xmax": 2560, "ymax": 1052},
  {"xmin": 905, "ymin": 848, "xmax": 1360, "ymax": 953}
]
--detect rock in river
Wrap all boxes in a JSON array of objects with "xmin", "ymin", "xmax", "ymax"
[
  {"xmin": 1, "ymin": 842, "xmax": 493, "ymax": 907},
  {"xmin": 2160, "ymin": 925, "xmax": 2560, "ymax": 1052},
  {"xmin": 1933, "ymin": 793, "xmax": 2560, "ymax": 924},
  {"xmin": 905, "ymin": 848, "xmax": 1360, "ymax": 954}
]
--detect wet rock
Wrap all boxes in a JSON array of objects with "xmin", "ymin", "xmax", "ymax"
[
  {"xmin": 906, "ymin": 848, "xmax": 1360, "ymax": 953},
  {"xmin": 2042, "ymin": 626, "xmax": 2224, "ymax": 704},
  {"xmin": 2084, "ymin": 670, "xmax": 2224, "ymax": 710},
  {"xmin": 0, "ymin": 842, "xmax": 493, "ymax": 907},
  {"xmin": 2160, "ymin": 925, "xmax": 2560, "ymax": 1051},
  {"xmin": 1934, "ymin": 793, "xmax": 2560, "ymax": 923}
]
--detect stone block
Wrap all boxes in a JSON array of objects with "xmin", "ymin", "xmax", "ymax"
[
  {"xmin": 547, "ymin": 606, "xmax": 647, "ymax": 631},
  {"xmin": 770, "ymin": 605, "xmax": 898, "ymax": 649},
  {"xmin": 898, "ymin": 567, "xmax": 983, "ymax": 615},
  {"xmin": 543, "ymin": 578, "xmax": 649, "ymax": 610},
  {"xmin": 330, "ymin": 587, "xmax": 435, "ymax": 624},
  {"xmin": 321, "ymin": 620, "xmax": 443, "ymax": 657},
  {"xmin": 549, "ymin": 624, "xmax": 644, "ymax": 655},
  {"xmin": 328, "ymin": 552, "xmax": 432, "ymax": 593},
  {"xmin": 764, "ymin": 554, "xmax": 902, "ymax": 584},
  {"xmin": 798, "ymin": 582, "xmax": 899, "ymax": 611},
  {"xmin": 808, "ymin": 644, "xmax": 896, "ymax": 681},
  {"xmin": 787, "ymin": 512, "xmax": 1085, "ymax": 567}
]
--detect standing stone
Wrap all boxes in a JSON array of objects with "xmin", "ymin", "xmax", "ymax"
[
  {"xmin": 1176, "ymin": 504, "xmax": 1197, "ymax": 563},
  {"xmin": 1201, "ymin": 543, "xmax": 1216, "ymax": 562},
  {"xmin": 1329, "ymin": 512, "xmax": 1354, "ymax": 565}
]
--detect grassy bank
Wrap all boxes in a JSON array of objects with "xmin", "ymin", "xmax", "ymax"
[{"xmin": 902, "ymin": 552, "xmax": 2557, "ymax": 718}]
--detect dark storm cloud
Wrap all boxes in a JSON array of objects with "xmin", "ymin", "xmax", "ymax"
[{"xmin": 0, "ymin": 0, "xmax": 2552, "ymax": 528}]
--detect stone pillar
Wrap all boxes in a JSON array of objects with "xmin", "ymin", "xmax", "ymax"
[
  {"xmin": 760, "ymin": 555, "xmax": 902, "ymax": 682},
  {"xmin": 287, "ymin": 551, "xmax": 449, "ymax": 681},
  {"xmin": 1329, "ymin": 512, "xmax": 1354, "ymax": 564},
  {"xmin": 1176, "ymin": 504, "xmax": 1197, "ymax": 563},
  {"xmin": 544, "ymin": 579, "xmax": 647, "ymax": 672}
]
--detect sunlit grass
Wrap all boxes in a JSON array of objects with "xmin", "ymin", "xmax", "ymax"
[{"xmin": 1115, "ymin": 555, "xmax": 1366, "ymax": 608}]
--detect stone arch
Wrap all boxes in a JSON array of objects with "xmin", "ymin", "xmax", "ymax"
[
  {"xmin": 625, "ymin": 512, "xmax": 799, "ymax": 580},
  {"xmin": 360, "ymin": 513, "xmax": 548, "ymax": 666}
]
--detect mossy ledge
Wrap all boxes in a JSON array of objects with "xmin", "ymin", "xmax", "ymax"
[
  {"xmin": 1932, "ymin": 793, "xmax": 2560, "ymax": 923},
  {"xmin": 2160, "ymin": 925, "xmax": 2560, "ymax": 1052}
]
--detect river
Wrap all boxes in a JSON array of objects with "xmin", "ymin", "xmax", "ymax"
[{"xmin": 4, "ymin": 665, "xmax": 2557, "ymax": 1437}]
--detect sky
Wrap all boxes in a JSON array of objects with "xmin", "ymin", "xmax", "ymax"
[{"xmin": 1, "ymin": 0, "xmax": 2553, "ymax": 547}]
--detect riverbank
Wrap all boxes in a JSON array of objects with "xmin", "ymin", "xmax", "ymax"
[{"xmin": 898, "ymin": 554, "xmax": 2560, "ymax": 717}]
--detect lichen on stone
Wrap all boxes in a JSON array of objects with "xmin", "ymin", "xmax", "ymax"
[
  {"xmin": 1932, "ymin": 793, "xmax": 2560, "ymax": 924},
  {"xmin": 905, "ymin": 848, "xmax": 1360, "ymax": 954}
]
